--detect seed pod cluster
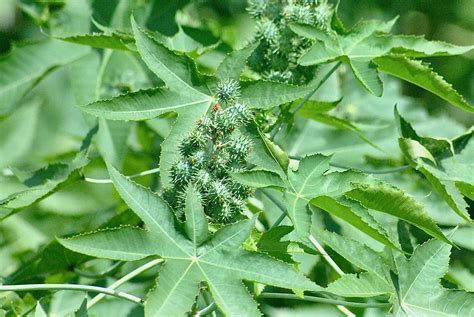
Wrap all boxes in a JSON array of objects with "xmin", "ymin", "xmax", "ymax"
[
  {"xmin": 247, "ymin": 0, "xmax": 334, "ymax": 85},
  {"xmin": 163, "ymin": 79, "xmax": 254, "ymax": 223}
]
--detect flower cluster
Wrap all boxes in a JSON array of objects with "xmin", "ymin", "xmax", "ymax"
[
  {"xmin": 247, "ymin": 0, "xmax": 334, "ymax": 85},
  {"xmin": 163, "ymin": 80, "xmax": 254, "ymax": 223}
]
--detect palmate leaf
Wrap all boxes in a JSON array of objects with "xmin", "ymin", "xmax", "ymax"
[
  {"xmin": 0, "ymin": 126, "xmax": 97, "ymax": 219},
  {"xmin": 78, "ymin": 17, "xmax": 321, "ymax": 185},
  {"xmin": 0, "ymin": 40, "xmax": 90, "ymax": 115},
  {"xmin": 58, "ymin": 166, "xmax": 322, "ymax": 317},
  {"xmin": 395, "ymin": 108, "xmax": 473, "ymax": 223},
  {"xmin": 392, "ymin": 239, "xmax": 474, "ymax": 316},
  {"xmin": 292, "ymin": 19, "xmax": 474, "ymax": 111},
  {"xmin": 233, "ymin": 154, "xmax": 450, "ymax": 250}
]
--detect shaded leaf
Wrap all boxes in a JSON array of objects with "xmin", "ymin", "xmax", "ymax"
[
  {"xmin": 395, "ymin": 109, "xmax": 473, "ymax": 223},
  {"xmin": 0, "ymin": 40, "xmax": 90, "ymax": 115},
  {"xmin": 0, "ymin": 126, "xmax": 97, "ymax": 217},
  {"xmin": 375, "ymin": 57, "xmax": 473, "ymax": 112}
]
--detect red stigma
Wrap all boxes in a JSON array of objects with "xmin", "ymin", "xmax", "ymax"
[{"xmin": 212, "ymin": 103, "xmax": 220, "ymax": 111}]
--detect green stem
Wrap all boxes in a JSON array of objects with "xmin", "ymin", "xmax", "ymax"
[
  {"xmin": 259, "ymin": 292, "xmax": 390, "ymax": 308},
  {"xmin": 196, "ymin": 302, "xmax": 217, "ymax": 316},
  {"xmin": 261, "ymin": 189, "xmax": 345, "ymax": 276},
  {"xmin": 270, "ymin": 62, "xmax": 342, "ymax": 141},
  {"xmin": 84, "ymin": 167, "xmax": 160, "ymax": 184},
  {"xmin": 196, "ymin": 292, "xmax": 390, "ymax": 316},
  {"xmin": 87, "ymin": 258, "xmax": 163, "ymax": 308},
  {"xmin": 261, "ymin": 190, "xmax": 286, "ymax": 228},
  {"xmin": 0, "ymin": 284, "xmax": 143, "ymax": 305}
]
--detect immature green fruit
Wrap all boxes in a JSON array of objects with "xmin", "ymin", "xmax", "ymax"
[
  {"xmin": 163, "ymin": 81, "xmax": 254, "ymax": 224},
  {"xmin": 216, "ymin": 79, "xmax": 241, "ymax": 105},
  {"xmin": 247, "ymin": 0, "xmax": 334, "ymax": 85}
]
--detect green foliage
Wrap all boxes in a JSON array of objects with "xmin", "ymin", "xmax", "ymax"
[
  {"xmin": 0, "ymin": 126, "xmax": 97, "ymax": 219},
  {"xmin": 293, "ymin": 17, "xmax": 474, "ymax": 111},
  {"xmin": 0, "ymin": 1, "xmax": 473, "ymax": 316},
  {"xmin": 392, "ymin": 239, "xmax": 474, "ymax": 316},
  {"xmin": 163, "ymin": 97, "xmax": 255, "ymax": 223},
  {"xmin": 59, "ymin": 166, "xmax": 321, "ymax": 316},
  {"xmin": 395, "ymin": 108, "xmax": 473, "ymax": 222},
  {"xmin": 0, "ymin": 40, "xmax": 90, "ymax": 115},
  {"xmin": 247, "ymin": 0, "xmax": 334, "ymax": 84}
]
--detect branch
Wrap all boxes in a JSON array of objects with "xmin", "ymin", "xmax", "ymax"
[
  {"xmin": 270, "ymin": 62, "xmax": 342, "ymax": 141},
  {"xmin": 196, "ymin": 292, "xmax": 390, "ymax": 316},
  {"xmin": 84, "ymin": 167, "xmax": 160, "ymax": 184},
  {"xmin": 259, "ymin": 292, "xmax": 390, "ymax": 308},
  {"xmin": 88, "ymin": 258, "xmax": 163, "ymax": 308},
  {"xmin": 262, "ymin": 190, "xmax": 346, "ymax": 277},
  {"xmin": 0, "ymin": 284, "xmax": 143, "ymax": 305}
]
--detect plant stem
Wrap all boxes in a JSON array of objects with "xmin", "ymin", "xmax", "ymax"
[
  {"xmin": 87, "ymin": 258, "xmax": 163, "ymax": 308},
  {"xmin": 261, "ymin": 190, "xmax": 286, "ymax": 228},
  {"xmin": 0, "ymin": 284, "xmax": 143, "ymax": 305},
  {"xmin": 196, "ymin": 302, "xmax": 217, "ymax": 316},
  {"xmin": 308, "ymin": 234, "xmax": 345, "ymax": 277},
  {"xmin": 262, "ymin": 189, "xmax": 345, "ymax": 277},
  {"xmin": 272, "ymin": 211, "xmax": 288, "ymax": 229},
  {"xmin": 84, "ymin": 167, "xmax": 160, "ymax": 184},
  {"xmin": 291, "ymin": 62, "xmax": 342, "ymax": 116},
  {"xmin": 258, "ymin": 293, "xmax": 390, "ymax": 308},
  {"xmin": 196, "ymin": 291, "xmax": 390, "ymax": 316},
  {"xmin": 270, "ymin": 62, "xmax": 342, "ymax": 141}
]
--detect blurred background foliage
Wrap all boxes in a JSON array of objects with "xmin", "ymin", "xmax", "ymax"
[{"xmin": 1, "ymin": 0, "xmax": 473, "ymax": 123}]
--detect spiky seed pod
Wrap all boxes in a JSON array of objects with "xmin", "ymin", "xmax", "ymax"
[
  {"xmin": 216, "ymin": 79, "xmax": 241, "ymax": 105},
  {"xmin": 189, "ymin": 150, "xmax": 207, "ymax": 167},
  {"xmin": 264, "ymin": 70, "xmax": 292, "ymax": 83},
  {"xmin": 231, "ymin": 103, "xmax": 254, "ymax": 124},
  {"xmin": 228, "ymin": 135, "xmax": 253, "ymax": 159},
  {"xmin": 247, "ymin": 0, "xmax": 333, "ymax": 85},
  {"xmin": 162, "ymin": 187, "xmax": 179, "ymax": 209},
  {"xmin": 229, "ymin": 182, "xmax": 254, "ymax": 200},
  {"xmin": 216, "ymin": 103, "xmax": 254, "ymax": 132},
  {"xmin": 179, "ymin": 129, "xmax": 209, "ymax": 157},
  {"xmin": 193, "ymin": 169, "xmax": 212, "ymax": 189},
  {"xmin": 207, "ymin": 179, "xmax": 232, "ymax": 204},
  {"xmin": 313, "ymin": 1, "xmax": 333, "ymax": 30},
  {"xmin": 257, "ymin": 19, "xmax": 280, "ymax": 44},
  {"xmin": 301, "ymin": 0, "xmax": 319, "ymax": 5},
  {"xmin": 283, "ymin": 4, "xmax": 315, "ymax": 25},
  {"xmin": 170, "ymin": 160, "xmax": 192, "ymax": 187},
  {"xmin": 247, "ymin": 0, "xmax": 267, "ymax": 18},
  {"xmin": 165, "ymin": 100, "xmax": 254, "ymax": 224},
  {"xmin": 217, "ymin": 202, "xmax": 235, "ymax": 222}
]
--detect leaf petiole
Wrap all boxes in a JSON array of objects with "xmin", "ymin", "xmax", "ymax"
[
  {"xmin": 83, "ymin": 167, "xmax": 160, "ymax": 184},
  {"xmin": 0, "ymin": 284, "xmax": 144, "ymax": 305}
]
